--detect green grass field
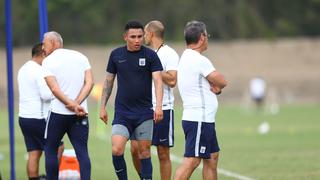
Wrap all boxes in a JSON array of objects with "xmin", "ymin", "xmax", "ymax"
[{"xmin": 1, "ymin": 104, "xmax": 320, "ymax": 180}]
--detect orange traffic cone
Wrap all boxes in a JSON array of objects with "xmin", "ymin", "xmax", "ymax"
[{"xmin": 59, "ymin": 149, "xmax": 80, "ymax": 180}]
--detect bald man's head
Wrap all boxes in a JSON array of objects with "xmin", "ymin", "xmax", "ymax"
[{"xmin": 145, "ymin": 20, "xmax": 165, "ymax": 39}]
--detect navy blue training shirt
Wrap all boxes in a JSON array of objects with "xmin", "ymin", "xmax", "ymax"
[{"xmin": 107, "ymin": 45, "xmax": 163, "ymax": 116}]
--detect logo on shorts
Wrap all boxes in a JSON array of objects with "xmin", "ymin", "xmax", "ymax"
[
  {"xmin": 115, "ymin": 169, "xmax": 124, "ymax": 173},
  {"xmin": 139, "ymin": 58, "xmax": 146, "ymax": 66},
  {"xmin": 82, "ymin": 119, "xmax": 88, "ymax": 126},
  {"xmin": 159, "ymin": 139, "xmax": 167, "ymax": 142},
  {"xmin": 200, "ymin": 146, "xmax": 206, "ymax": 153}
]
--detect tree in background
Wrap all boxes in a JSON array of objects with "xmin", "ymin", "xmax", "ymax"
[{"xmin": 1, "ymin": 0, "xmax": 320, "ymax": 46}]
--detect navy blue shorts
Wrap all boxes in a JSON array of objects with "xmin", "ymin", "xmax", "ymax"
[
  {"xmin": 182, "ymin": 121, "xmax": 220, "ymax": 159},
  {"xmin": 152, "ymin": 109, "xmax": 174, "ymax": 147},
  {"xmin": 113, "ymin": 112, "xmax": 153, "ymax": 136},
  {"xmin": 19, "ymin": 117, "xmax": 46, "ymax": 152}
]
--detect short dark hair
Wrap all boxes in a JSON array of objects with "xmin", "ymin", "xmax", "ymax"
[
  {"xmin": 124, "ymin": 20, "xmax": 144, "ymax": 32},
  {"xmin": 184, "ymin": 21, "xmax": 207, "ymax": 45},
  {"xmin": 32, "ymin": 42, "xmax": 43, "ymax": 57}
]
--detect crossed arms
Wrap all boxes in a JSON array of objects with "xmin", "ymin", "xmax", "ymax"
[{"xmin": 206, "ymin": 70, "xmax": 227, "ymax": 95}]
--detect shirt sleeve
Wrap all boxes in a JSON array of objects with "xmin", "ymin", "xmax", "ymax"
[
  {"xmin": 82, "ymin": 55, "xmax": 91, "ymax": 71},
  {"xmin": 36, "ymin": 68, "xmax": 53, "ymax": 101},
  {"xmin": 163, "ymin": 50, "xmax": 179, "ymax": 71},
  {"xmin": 199, "ymin": 57, "xmax": 216, "ymax": 77},
  {"xmin": 150, "ymin": 51, "xmax": 163, "ymax": 72},
  {"xmin": 42, "ymin": 57, "xmax": 54, "ymax": 77},
  {"xmin": 106, "ymin": 51, "xmax": 117, "ymax": 74}
]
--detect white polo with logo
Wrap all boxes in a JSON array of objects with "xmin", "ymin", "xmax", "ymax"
[{"xmin": 178, "ymin": 49, "xmax": 218, "ymax": 123}]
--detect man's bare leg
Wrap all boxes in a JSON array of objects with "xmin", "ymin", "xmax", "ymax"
[
  {"xmin": 202, "ymin": 152, "xmax": 219, "ymax": 180},
  {"xmin": 174, "ymin": 157, "xmax": 201, "ymax": 180},
  {"xmin": 157, "ymin": 145, "xmax": 171, "ymax": 180}
]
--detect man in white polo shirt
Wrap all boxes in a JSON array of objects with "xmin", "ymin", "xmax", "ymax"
[
  {"xmin": 18, "ymin": 43, "xmax": 64, "ymax": 180},
  {"xmin": 42, "ymin": 31, "xmax": 94, "ymax": 180},
  {"xmin": 174, "ymin": 21, "xmax": 227, "ymax": 180}
]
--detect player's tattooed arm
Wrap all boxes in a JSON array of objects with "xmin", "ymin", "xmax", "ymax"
[
  {"xmin": 99, "ymin": 72, "xmax": 115, "ymax": 124},
  {"xmin": 100, "ymin": 72, "xmax": 115, "ymax": 108}
]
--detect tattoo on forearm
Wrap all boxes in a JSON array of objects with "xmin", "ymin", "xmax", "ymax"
[{"xmin": 101, "ymin": 74, "xmax": 115, "ymax": 107}]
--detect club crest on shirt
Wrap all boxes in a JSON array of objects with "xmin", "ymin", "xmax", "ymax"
[{"xmin": 139, "ymin": 58, "xmax": 146, "ymax": 66}]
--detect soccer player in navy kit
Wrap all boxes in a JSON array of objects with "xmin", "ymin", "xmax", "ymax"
[
  {"xmin": 130, "ymin": 20, "xmax": 179, "ymax": 180},
  {"xmin": 42, "ymin": 31, "xmax": 94, "ymax": 180},
  {"xmin": 99, "ymin": 21, "xmax": 164, "ymax": 180}
]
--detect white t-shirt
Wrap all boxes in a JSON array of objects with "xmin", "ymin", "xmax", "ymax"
[
  {"xmin": 250, "ymin": 77, "xmax": 266, "ymax": 99},
  {"xmin": 178, "ymin": 49, "xmax": 218, "ymax": 123},
  {"xmin": 42, "ymin": 49, "xmax": 91, "ymax": 115},
  {"xmin": 18, "ymin": 60, "xmax": 52, "ymax": 119},
  {"xmin": 152, "ymin": 45, "xmax": 179, "ymax": 110}
]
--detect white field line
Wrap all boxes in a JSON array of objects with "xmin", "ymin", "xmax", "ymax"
[
  {"xmin": 101, "ymin": 134, "xmax": 256, "ymax": 180},
  {"xmin": 151, "ymin": 148, "xmax": 256, "ymax": 180}
]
